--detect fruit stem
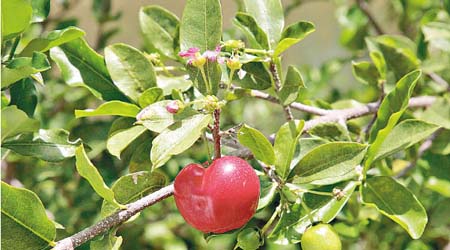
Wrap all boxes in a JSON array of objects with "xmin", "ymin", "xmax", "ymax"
[
  {"xmin": 212, "ymin": 109, "xmax": 221, "ymax": 159},
  {"xmin": 261, "ymin": 204, "xmax": 281, "ymax": 235}
]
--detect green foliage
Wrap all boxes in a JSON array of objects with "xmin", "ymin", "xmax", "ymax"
[
  {"xmin": 1, "ymin": 0, "xmax": 33, "ymax": 40},
  {"xmin": 1, "ymin": 52, "xmax": 50, "ymax": 88},
  {"xmin": 238, "ymin": 125, "xmax": 275, "ymax": 165}
]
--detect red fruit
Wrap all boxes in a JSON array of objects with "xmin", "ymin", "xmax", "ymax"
[{"xmin": 174, "ymin": 156, "xmax": 260, "ymax": 233}]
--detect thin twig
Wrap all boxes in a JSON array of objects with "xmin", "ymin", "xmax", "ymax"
[
  {"xmin": 269, "ymin": 62, "xmax": 294, "ymax": 121},
  {"xmin": 53, "ymin": 95, "xmax": 436, "ymax": 249},
  {"xmin": 356, "ymin": 0, "xmax": 385, "ymax": 35},
  {"xmin": 213, "ymin": 109, "xmax": 222, "ymax": 159}
]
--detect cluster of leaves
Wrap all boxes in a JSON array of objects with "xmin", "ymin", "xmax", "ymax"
[{"xmin": 1, "ymin": 0, "xmax": 450, "ymax": 249}]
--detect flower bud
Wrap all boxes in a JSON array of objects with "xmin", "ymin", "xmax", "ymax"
[
  {"xmin": 166, "ymin": 100, "xmax": 184, "ymax": 114},
  {"xmin": 226, "ymin": 57, "xmax": 242, "ymax": 70}
]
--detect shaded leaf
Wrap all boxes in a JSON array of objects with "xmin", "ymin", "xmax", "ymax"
[
  {"xmin": 107, "ymin": 125, "xmax": 147, "ymax": 159},
  {"xmin": 1, "ymin": 106, "xmax": 39, "ymax": 142},
  {"xmin": 279, "ymin": 66, "xmax": 305, "ymax": 105},
  {"xmin": 20, "ymin": 27, "xmax": 85, "ymax": 56},
  {"xmin": 290, "ymin": 142, "xmax": 367, "ymax": 185},
  {"xmin": 419, "ymin": 97, "xmax": 450, "ymax": 129},
  {"xmin": 157, "ymin": 75, "xmax": 192, "ymax": 96},
  {"xmin": 274, "ymin": 21, "xmax": 315, "ymax": 56},
  {"xmin": 2, "ymin": 129, "xmax": 82, "ymax": 162},
  {"xmin": 233, "ymin": 62, "xmax": 272, "ymax": 90},
  {"xmin": 9, "ymin": 78, "xmax": 37, "ymax": 117},
  {"xmin": 151, "ymin": 114, "xmax": 212, "ymax": 169},
  {"xmin": 1, "ymin": 52, "xmax": 51, "ymax": 88},
  {"xmin": 352, "ymin": 61, "xmax": 380, "ymax": 86},
  {"xmin": 1, "ymin": 182, "xmax": 55, "ymax": 250},
  {"xmin": 31, "ymin": 0, "xmax": 50, "ymax": 23},
  {"xmin": 361, "ymin": 176, "xmax": 427, "ymax": 239},
  {"xmin": 422, "ymin": 22, "xmax": 450, "ymax": 52},
  {"xmin": 309, "ymin": 122, "xmax": 350, "ymax": 142},
  {"xmin": 138, "ymin": 87, "xmax": 164, "ymax": 108},
  {"xmin": 257, "ymin": 175, "xmax": 278, "ymax": 211},
  {"xmin": 140, "ymin": 5, "xmax": 180, "ymax": 59},
  {"xmin": 337, "ymin": 5, "xmax": 369, "ymax": 50},
  {"xmin": 75, "ymin": 145, "xmax": 123, "ymax": 208},
  {"xmin": 186, "ymin": 61, "xmax": 221, "ymax": 95},
  {"xmin": 105, "ymin": 43, "xmax": 157, "ymax": 102},
  {"xmin": 75, "ymin": 101, "xmax": 140, "ymax": 118},
  {"xmin": 238, "ymin": 124, "xmax": 275, "ymax": 165},
  {"xmin": 274, "ymin": 120, "xmax": 304, "ymax": 179},
  {"xmin": 234, "ymin": 12, "xmax": 269, "ymax": 49},
  {"xmin": 90, "ymin": 232, "xmax": 122, "ymax": 250}
]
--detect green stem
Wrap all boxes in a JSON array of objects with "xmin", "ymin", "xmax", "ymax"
[
  {"xmin": 199, "ymin": 66, "xmax": 212, "ymax": 95},
  {"xmin": 244, "ymin": 48, "xmax": 271, "ymax": 56},
  {"xmin": 227, "ymin": 69, "xmax": 236, "ymax": 90},
  {"xmin": 261, "ymin": 204, "xmax": 281, "ymax": 235},
  {"xmin": 8, "ymin": 35, "xmax": 21, "ymax": 61},
  {"xmin": 300, "ymin": 200, "xmax": 315, "ymax": 225}
]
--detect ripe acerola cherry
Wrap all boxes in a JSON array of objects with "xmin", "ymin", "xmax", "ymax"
[
  {"xmin": 173, "ymin": 156, "xmax": 260, "ymax": 233},
  {"xmin": 301, "ymin": 223, "xmax": 342, "ymax": 250}
]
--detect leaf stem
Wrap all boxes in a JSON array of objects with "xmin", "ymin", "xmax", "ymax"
[
  {"xmin": 8, "ymin": 35, "xmax": 21, "ymax": 61},
  {"xmin": 269, "ymin": 61, "xmax": 294, "ymax": 121},
  {"xmin": 261, "ymin": 204, "xmax": 282, "ymax": 235},
  {"xmin": 244, "ymin": 48, "xmax": 272, "ymax": 56},
  {"xmin": 199, "ymin": 66, "xmax": 212, "ymax": 95}
]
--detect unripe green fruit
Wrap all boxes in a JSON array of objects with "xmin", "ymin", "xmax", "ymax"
[
  {"xmin": 301, "ymin": 223, "xmax": 342, "ymax": 250},
  {"xmin": 236, "ymin": 228, "xmax": 263, "ymax": 250}
]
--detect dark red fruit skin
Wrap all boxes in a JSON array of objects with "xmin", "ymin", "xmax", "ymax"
[{"xmin": 174, "ymin": 156, "xmax": 260, "ymax": 233}]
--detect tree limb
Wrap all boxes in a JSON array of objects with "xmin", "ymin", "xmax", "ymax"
[{"xmin": 53, "ymin": 95, "xmax": 435, "ymax": 249}]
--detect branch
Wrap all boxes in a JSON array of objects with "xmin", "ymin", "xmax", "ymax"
[
  {"xmin": 212, "ymin": 109, "xmax": 222, "ymax": 159},
  {"xmin": 269, "ymin": 62, "xmax": 294, "ymax": 121},
  {"xmin": 356, "ymin": 0, "xmax": 385, "ymax": 35},
  {"xmin": 54, "ymin": 184, "xmax": 175, "ymax": 250},
  {"xmin": 54, "ymin": 96, "xmax": 436, "ymax": 249}
]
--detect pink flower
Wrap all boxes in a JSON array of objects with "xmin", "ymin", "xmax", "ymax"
[
  {"xmin": 179, "ymin": 47, "xmax": 200, "ymax": 58},
  {"xmin": 202, "ymin": 45, "xmax": 223, "ymax": 62},
  {"xmin": 166, "ymin": 100, "xmax": 180, "ymax": 114}
]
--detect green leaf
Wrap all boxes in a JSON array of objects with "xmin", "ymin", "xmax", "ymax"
[
  {"xmin": 351, "ymin": 61, "xmax": 380, "ymax": 86},
  {"xmin": 157, "ymin": 75, "xmax": 192, "ymax": 96},
  {"xmin": 151, "ymin": 114, "xmax": 212, "ymax": 169},
  {"xmin": 309, "ymin": 122, "xmax": 350, "ymax": 142},
  {"xmin": 366, "ymin": 36, "xmax": 419, "ymax": 81},
  {"xmin": 101, "ymin": 171, "xmax": 167, "ymax": 217},
  {"xmin": 75, "ymin": 145, "xmax": 123, "ymax": 208},
  {"xmin": 105, "ymin": 43, "xmax": 157, "ymax": 102},
  {"xmin": 10, "ymin": 78, "xmax": 37, "ymax": 117},
  {"xmin": 430, "ymin": 129, "xmax": 450, "ymax": 155},
  {"xmin": 370, "ymin": 51, "xmax": 386, "ymax": 80},
  {"xmin": 337, "ymin": 5, "xmax": 369, "ymax": 50},
  {"xmin": 257, "ymin": 175, "xmax": 278, "ymax": 211},
  {"xmin": 90, "ymin": 232, "xmax": 122, "ymax": 250},
  {"xmin": 366, "ymin": 70, "xmax": 422, "ymax": 169},
  {"xmin": 290, "ymin": 142, "xmax": 367, "ymax": 185},
  {"xmin": 1, "ymin": 0, "xmax": 33, "ymax": 40},
  {"xmin": 1, "ymin": 182, "xmax": 56, "ymax": 250},
  {"xmin": 19, "ymin": 27, "xmax": 85, "ymax": 57},
  {"xmin": 2, "ymin": 129, "xmax": 82, "ymax": 162},
  {"xmin": 1, "ymin": 106, "xmax": 39, "ymax": 142},
  {"xmin": 238, "ymin": 124, "xmax": 275, "ymax": 165},
  {"xmin": 1, "ymin": 52, "xmax": 51, "ymax": 88},
  {"xmin": 361, "ymin": 176, "xmax": 427, "ymax": 239},
  {"xmin": 279, "ymin": 65, "xmax": 305, "ymax": 105},
  {"xmin": 234, "ymin": 12, "xmax": 269, "ymax": 49},
  {"xmin": 233, "ymin": 62, "xmax": 272, "ymax": 90},
  {"xmin": 49, "ymin": 47, "xmax": 84, "ymax": 87},
  {"xmin": 138, "ymin": 87, "xmax": 164, "ymax": 108},
  {"xmin": 423, "ymin": 153, "xmax": 450, "ymax": 197},
  {"xmin": 136, "ymin": 100, "xmax": 198, "ymax": 133},
  {"xmin": 186, "ymin": 61, "xmax": 221, "ymax": 95},
  {"xmin": 140, "ymin": 5, "xmax": 180, "ymax": 59},
  {"xmin": 242, "ymin": 0, "xmax": 284, "ymax": 47},
  {"xmin": 374, "ymin": 119, "xmax": 440, "ymax": 161},
  {"xmin": 54, "ymin": 38, "xmax": 129, "ymax": 101},
  {"xmin": 107, "ymin": 125, "xmax": 147, "ymax": 159},
  {"xmin": 179, "ymin": 0, "xmax": 222, "ymax": 52},
  {"xmin": 422, "ymin": 22, "xmax": 450, "ymax": 52},
  {"xmin": 269, "ymin": 181, "xmax": 357, "ymax": 244},
  {"xmin": 75, "ymin": 101, "xmax": 140, "ymax": 118},
  {"xmin": 274, "ymin": 21, "xmax": 315, "ymax": 57},
  {"xmin": 31, "ymin": 0, "xmax": 50, "ymax": 23},
  {"xmin": 419, "ymin": 97, "xmax": 450, "ymax": 129},
  {"xmin": 274, "ymin": 120, "xmax": 304, "ymax": 179}
]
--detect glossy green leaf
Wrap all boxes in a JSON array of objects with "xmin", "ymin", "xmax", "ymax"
[
  {"xmin": 75, "ymin": 101, "xmax": 140, "ymax": 118},
  {"xmin": 369, "ymin": 51, "xmax": 386, "ymax": 80},
  {"xmin": 366, "ymin": 36, "xmax": 419, "ymax": 80},
  {"xmin": 49, "ymin": 47, "xmax": 84, "ymax": 87},
  {"xmin": 309, "ymin": 122, "xmax": 350, "ymax": 142},
  {"xmin": 136, "ymin": 100, "xmax": 198, "ymax": 133},
  {"xmin": 2, "ymin": 129, "xmax": 82, "ymax": 162},
  {"xmin": 55, "ymin": 38, "xmax": 128, "ymax": 101},
  {"xmin": 366, "ymin": 70, "xmax": 422, "ymax": 169},
  {"xmin": 274, "ymin": 120, "xmax": 304, "ymax": 179},
  {"xmin": 157, "ymin": 75, "xmax": 192, "ymax": 96},
  {"xmin": 107, "ymin": 125, "xmax": 147, "ymax": 159},
  {"xmin": 20, "ymin": 27, "xmax": 85, "ymax": 57},
  {"xmin": 243, "ymin": 0, "xmax": 284, "ymax": 47},
  {"xmin": 138, "ymin": 87, "xmax": 164, "ymax": 108},
  {"xmin": 274, "ymin": 21, "xmax": 315, "ymax": 56},
  {"xmin": 1, "ymin": 182, "xmax": 56, "ymax": 250},
  {"xmin": 279, "ymin": 65, "xmax": 305, "ymax": 105},
  {"xmin": 179, "ymin": 0, "xmax": 222, "ymax": 52},
  {"xmin": 10, "ymin": 78, "xmax": 37, "ymax": 117},
  {"xmin": 296, "ymin": 137, "xmax": 328, "ymax": 161},
  {"xmin": 105, "ymin": 43, "xmax": 157, "ymax": 102},
  {"xmin": 419, "ymin": 97, "xmax": 450, "ymax": 129},
  {"xmin": 31, "ymin": 0, "xmax": 50, "ymax": 23},
  {"xmin": 1, "ymin": 106, "xmax": 39, "ymax": 142},
  {"xmin": 374, "ymin": 119, "xmax": 440, "ymax": 161},
  {"xmin": 269, "ymin": 181, "xmax": 357, "ymax": 244},
  {"xmin": 1, "ymin": 52, "xmax": 51, "ymax": 88},
  {"xmin": 151, "ymin": 114, "xmax": 212, "ymax": 169},
  {"xmin": 234, "ymin": 12, "xmax": 269, "ymax": 49},
  {"xmin": 422, "ymin": 22, "xmax": 450, "ymax": 52},
  {"xmin": 101, "ymin": 171, "xmax": 167, "ymax": 217},
  {"xmin": 351, "ymin": 61, "xmax": 380, "ymax": 86},
  {"xmin": 233, "ymin": 62, "xmax": 272, "ymax": 90},
  {"xmin": 257, "ymin": 175, "xmax": 278, "ymax": 211},
  {"xmin": 238, "ymin": 124, "xmax": 275, "ymax": 165},
  {"xmin": 1, "ymin": 0, "xmax": 32, "ymax": 40},
  {"xmin": 361, "ymin": 176, "xmax": 427, "ymax": 239},
  {"xmin": 140, "ymin": 5, "xmax": 179, "ymax": 59},
  {"xmin": 290, "ymin": 142, "xmax": 367, "ymax": 185},
  {"xmin": 75, "ymin": 145, "xmax": 123, "ymax": 208}
]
